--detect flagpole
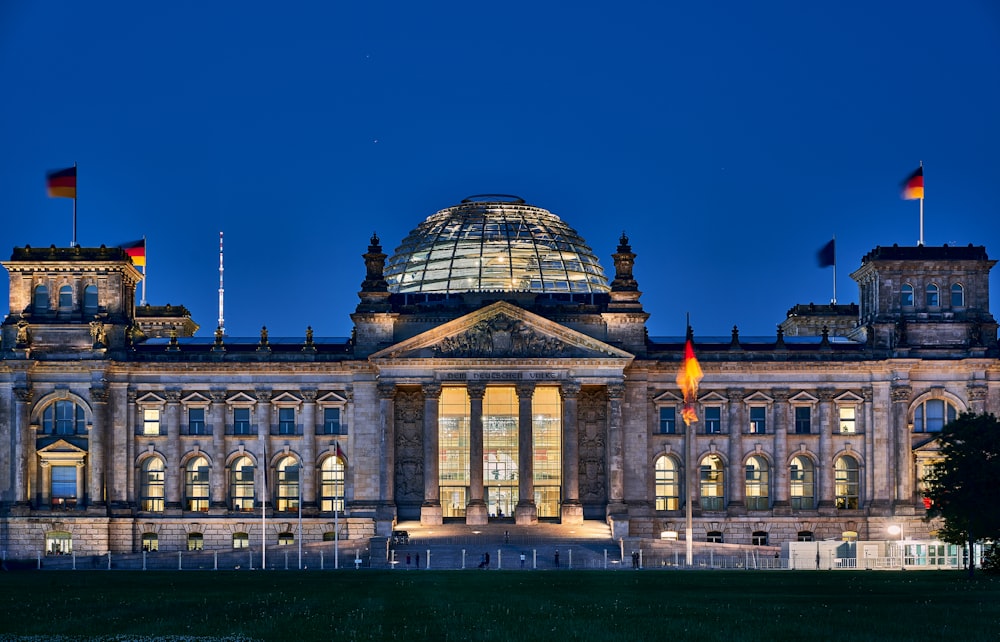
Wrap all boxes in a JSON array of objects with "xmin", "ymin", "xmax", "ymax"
[
  {"xmin": 140, "ymin": 235, "xmax": 147, "ymax": 306},
  {"xmin": 335, "ymin": 441, "xmax": 340, "ymax": 570},
  {"xmin": 918, "ymin": 160, "xmax": 924, "ymax": 246},
  {"xmin": 832, "ymin": 235, "xmax": 837, "ymax": 305},
  {"xmin": 72, "ymin": 162, "xmax": 78, "ymax": 247},
  {"xmin": 297, "ymin": 464, "xmax": 302, "ymax": 570},
  {"xmin": 260, "ymin": 427, "xmax": 267, "ymax": 570}
]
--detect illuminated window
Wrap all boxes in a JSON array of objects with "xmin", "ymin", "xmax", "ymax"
[
  {"xmin": 745, "ymin": 456, "xmax": 769, "ymax": 510},
  {"xmin": 187, "ymin": 408, "xmax": 206, "ymax": 435},
  {"xmin": 654, "ymin": 456, "xmax": 680, "ymax": 510},
  {"xmin": 699, "ymin": 454, "xmax": 725, "ymax": 511},
  {"xmin": 926, "ymin": 283, "xmax": 939, "ymax": 307},
  {"xmin": 140, "ymin": 458, "xmax": 164, "ymax": 512},
  {"xmin": 794, "ymin": 406, "xmax": 811, "ymax": 434},
  {"xmin": 141, "ymin": 533, "xmax": 158, "ymax": 552},
  {"xmin": 320, "ymin": 456, "xmax": 345, "ymax": 513},
  {"xmin": 790, "ymin": 456, "xmax": 815, "ymax": 510},
  {"xmin": 233, "ymin": 532, "xmax": 249, "ymax": 549},
  {"xmin": 187, "ymin": 533, "xmax": 204, "ymax": 551},
  {"xmin": 46, "ymin": 531, "xmax": 72, "ymax": 555},
  {"xmin": 142, "ymin": 408, "xmax": 161, "ymax": 436},
  {"xmin": 43, "ymin": 400, "xmax": 86, "ymax": 435},
  {"xmin": 33, "ymin": 284, "xmax": 49, "ymax": 312},
  {"xmin": 913, "ymin": 399, "xmax": 958, "ymax": 433},
  {"xmin": 278, "ymin": 532, "xmax": 294, "ymax": 546},
  {"xmin": 838, "ymin": 406, "xmax": 856, "ymax": 434},
  {"xmin": 901, "ymin": 283, "xmax": 914, "ymax": 307},
  {"xmin": 51, "ymin": 466, "xmax": 76, "ymax": 507},
  {"xmin": 185, "ymin": 456, "xmax": 210, "ymax": 511},
  {"xmin": 230, "ymin": 456, "xmax": 256, "ymax": 511},
  {"xmin": 704, "ymin": 407, "xmax": 721, "ymax": 434},
  {"xmin": 748, "ymin": 407, "xmax": 766, "ymax": 434},
  {"xmin": 659, "ymin": 407, "xmax": 676, "ymax": 434},
  {"xmin": 276, "ymin": 456, "xmax": 300, "ymax": 511},
  {"xmin": 834, "ymin": 456, "xmax": 860, "ymax": 510}
]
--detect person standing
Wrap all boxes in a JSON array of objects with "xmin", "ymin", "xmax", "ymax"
[
  {"xmin": 554, "ymin": 550, "xmax": 559, "ymax": 567},
  {"xmin": 520, "ymin": 552, "xmax": 526, "ymax": 569}
]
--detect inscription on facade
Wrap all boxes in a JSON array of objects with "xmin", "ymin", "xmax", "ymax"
[{"xmin": 442, "ymin": 371, "xmax": 562, "ymax": 381}]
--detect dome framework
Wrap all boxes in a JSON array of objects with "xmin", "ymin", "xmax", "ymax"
[{"xmin": 384, "ymin": 196, "xmax": 610, "ymax": 295}]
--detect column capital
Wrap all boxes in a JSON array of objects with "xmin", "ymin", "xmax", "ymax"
[
  {"xmin": 300, "ymin": 389, "xmax": 318, "ymax": 402},
  {"xmin": 377, "ymin": 381, "xmax": 397, "ymax": 399},
  {"xmin": 90, "ymin": 387, "xmax": 109, "ymax": 404},
  {"xmin": 771, "ymin": 388, "xmax": 791, "ymax": 402},
  {"xmin": 967, "ymin": 383, "xmax": 988, "ymax": 402},
  {"xmin": 127, "ymin": 389, "xmax": 138, "ymax": 403},
  {"xmin": 890, "ymin": 385, "xmax": 912, "ymax": 403},
  {"xmin": 515, "ymin": 381, "xmax": 536, "ymax": 399},
  {"xmin": 559, "ymin": 381, "xmax": 581, "ymax": 399},
  {"xmin": 164, "ymin": 389, "xmax": 183, "ymax": 403},
  {"xmin": 466, "ymin": 381, "xmax": 486, "ymax": 399},
  {"xmin": 862, "ymin": 386, "xmax": 874, "ymax": 403},
  {"xmin": 726, "ymin": 387, "xmax": 744, "ymax": 403},
  {"xmin": 209, "ymin": 390, "xmax": 228, "ymax": 403},
  {"xmin": 606, "ymin": 382, "xmax": 625, "ymax": 400},
  {"xmin": 13, "ymin": 387, "xmax": 32, "ymax": 403},
  {"xmin": 817, "ymin": 387, "xmax": 837, "ymax": 402},
  {"xmin": 422, "ymin": 382, "xmax": 443, "ymax": 399},
  {"xmin": 254, "ymin": 390, "xmax": 272, "ymax": 403}
]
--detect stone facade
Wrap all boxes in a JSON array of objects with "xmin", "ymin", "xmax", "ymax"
[{"xmin": 1, "ymin": 200, "xmax": 998, "ymax": 558}]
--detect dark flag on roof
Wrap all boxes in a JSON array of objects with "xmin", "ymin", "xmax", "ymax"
[{"xmin": 817, "ymin": 239, "xmax": 835, "ymax": 268}]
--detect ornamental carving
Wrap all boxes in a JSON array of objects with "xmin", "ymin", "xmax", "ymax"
[
  {"xmin": 579, "ymin": 422, "xmax": 608, "ymax": 503},
  {"xmin": 890, "ymin": 385, "xmax": 912, "ymax": 403},
  {"xmin": 394, "ymin": 390, "xmax": 424, "ymax": 503},
  {"xmin": 967, "ymin": 384, "xmax": 988, "ymax": 402},
  {"xmin": 579, "ymin": 388, "xmax": 607, "ymax": 422},
  {"xmin": 433, "ymin": 314, "xmax": 567, "ymax": 358}
]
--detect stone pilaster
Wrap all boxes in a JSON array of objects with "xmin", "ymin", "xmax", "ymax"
[
  {"xmin": 13, "ymin": 387, "xmax": 32, "ymax": 505},
  {"xmin": 420, "ymin": 382, "xmax": 443, "ymax": 525},
  {"xmin": 772, "ymin": 388, "xmax": 790, "ymax": 514},
  {"xmin": 376, "ymin": 382, "xmax": 397, "ymax": 531},
  {"xmin": 891, "ymin": 384, "xmax": 914, "ymax": 514},
  {"xmin": 209, "ymin": 391, "xmax": 227, "ymax": 509},
  {"xmin": 89, "ymin": 386, "xmax": 109, "ymax": 508},
  {"xmin": 301, "ymin": 389, "xmax": 318, "ymax": 511},
  {"xmin": 254, "ymin": 390, "xmax": 271, "ymax": 510},
  {"xmin": 164, "ymin": 390, "xmax": 182, "ymax": 511},
  {"xmin": 605, "ymin": 382, "xmax": 626, "ymax": 519},
  {"xmin": 726, "ymin": 388, "xmax": 745, "ymax": 512},
  {"xmin": 817, "ymin": 388, "xmax": 835, "ymax": 511}
]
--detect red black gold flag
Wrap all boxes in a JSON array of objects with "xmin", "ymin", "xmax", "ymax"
[
  {"xmin": 46, "ymin": 166, "xmax": 77, "ymax": 199},
  {"xmin": 902, "ymin": 167, "xmax": 924, "ymax": 200}
]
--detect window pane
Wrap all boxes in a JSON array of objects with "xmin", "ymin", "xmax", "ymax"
[
  {"xmin": 951, "ymin": 284, "xmax": 964, "ymax": 307},
  {"xmin": 659, "ymin": 407, "xmax": 676, "ymax": 434},
  {"xmin": 794, "ymin": 407, "xmax": 811, "ymax": 434}
]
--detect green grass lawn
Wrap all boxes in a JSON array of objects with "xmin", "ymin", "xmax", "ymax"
[{"xmin": 0, "ymin": 570, "xmax": 997, "ymax": 641}]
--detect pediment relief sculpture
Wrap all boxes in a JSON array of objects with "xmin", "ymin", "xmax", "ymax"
[{"xmin": 433, "ymin": 314, "xmax": 567, "ymax": 358}]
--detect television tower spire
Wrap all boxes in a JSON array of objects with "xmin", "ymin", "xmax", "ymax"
[{"xmin": 218, "ymin": 231, "xmax": 225, "ymax": 334}]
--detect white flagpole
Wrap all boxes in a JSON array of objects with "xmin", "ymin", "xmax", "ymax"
[
  {"xmin": 72, "ymin": 161, "xmax": 78, "ymax": 248},
  {"xmin": 832, "ymin": 235, "xmax": 837, "ymax": 305},
  {"xmin": 140, "ymin": 235, "xmax": 147, "ymax": 306},
  {"xmin": 297, "ymin": 463, "xmax": 302, "ymax": 570},
  {"xmin": 918, "ymin": 160, "xmax": 924, "ymax": 246},
  {"xmin": 260, "ymin": 426, "xmax": 267, "ymax": 570},
  {"xmin": 335, "ymin": 441, "xmax": 340, "ymax": 570}
]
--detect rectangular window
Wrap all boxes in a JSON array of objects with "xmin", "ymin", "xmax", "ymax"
[
  {"xmin": 188, "ymin": 408, "xmax": 205, "ymax": 435},
  {"xmin": 51, "ymin": 466, "xmax": 76, "ymax": 502},
  {"xmin": 839, "ymin": 407, "xmax": 856, "ymax": 434},
  {"xmin": 659, "ymin": 407, "xmax": 676, "ymax": 434},
  {"xmin": 704, "ymin": 407, "xmax": 721, "ymax": 434},
  {"xmin": 233, "ymin": 408, "xmax": 251, "ymax": 435},
  {"xmin": 278, "ymin": 408, "xmax": 296, "ymax": 435},
  {"xmin": 322, "ymin": 408, "xmax": 341, "ymax": 435},
  {"xmin": 794, "ymin": 407, "xmax": 811, "ymax": 434},
  {"xmin": 749, "ymin": 407, "xmax": 766, "ymax": 434},
  {"xmin": 143, "ymin": 409, "xmax": 161, "ymax": 436}
]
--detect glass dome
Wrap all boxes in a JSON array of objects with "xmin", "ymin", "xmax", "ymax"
[{"xmin": 385, "ymin": 196, "xmax": 610, "ymax": 294}]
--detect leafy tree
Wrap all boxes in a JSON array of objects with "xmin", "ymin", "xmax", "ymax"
[{"xmin": 922, "ymin": 412, "xmax": 1000, "ymax": 577}]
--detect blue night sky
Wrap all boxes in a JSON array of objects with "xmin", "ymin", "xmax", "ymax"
[{"xmin": 2, "ymin": 1, "xmax": 998, "ymax": 340}]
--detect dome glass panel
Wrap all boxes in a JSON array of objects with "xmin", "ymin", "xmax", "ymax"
[{"xmin": 385, "ymin": 197, "xmax": 610, "ymax": 294}]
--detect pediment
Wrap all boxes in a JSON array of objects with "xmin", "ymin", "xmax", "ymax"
[
  {"xmin": 371, "ymin": 302, "xmax": 634, "ymax": 361},
  {"xmin": 37, "ymin": 439, "xmax": 87, "ymax": 455},
  {"xmin": 790, "ymin": 391, "xmax": 819, "ymax": 404},
  {"xmin": 835, "ymin": 391, "xmax": 864, "ymax": 404},
  {"xmin": 699, "ymin": 391, "xmax": 727, "ymax": 403}
]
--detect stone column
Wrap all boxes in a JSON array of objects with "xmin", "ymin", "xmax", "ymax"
[
  {"xmin": 75, "ymin": 461, "xmax": 85, "ymax": 506},
  {"xmin": 40, "ymin": 461, "xmax": 51, "ymax": 505},
  {"xmin": 968, "ymin": 383, "xmax": 988, "ymax": 414},
  {"xmin": 301, "ymin": 390, "xmax": 318, "ymax": 511},
  {"xmin": 254, "ymin": 391, "xmax": 272, "ymax": 510},
  {"xmin": 514, "ymin": 381, "xmax": 538, "ymax": 525},
  {"xmin": 772, "ymin": 388, "xmax": 790, "ymax": 513},
  {"xmin": 164, "ymin": 390, "xmax": 182, "ymax": 511},
  {"xmin": 209, "ymin": 391, "xmax": 228, "ymax": 509},
  {"xmin": 376, "ymin": 382, "xmax": 397, "ymax": 531},
  {"xmin": 126, "ymin": 390, "xmax": 137, "ymax": 502},
  {"xmin": 862, "ymin": 387, "xmax": 875, "ymax": 506},
  {"xmin": 891, "ymin": 384, "xmax": 913, "ymax": 513},
  {"xmin": 817, "ymin": 388, "xmax": 835, "ymax": 510},
  {"xmin": 556, "ymin": 382, "xmax": 581, "ymax": 523},
  {"xmin": 89, "ymin": 386, "xmax": 108, "ymax": 507},
  {"xmin": 726, "ymin": 388, "xmax": 745, "ymax": 512},
  {"xmin": 420, "ymin": 383, "xmax": 443, "ymax": 525},
  {"xmin": 606, "ymin": 382, "xmax": 626, "ymax": 519},
  {"xmin": 466, "ymin": 382, "xmax": 488, "ymax": 525},
  {"xmin": 13, "ymin": 387, "xmax": 32, "ymax": 505}
]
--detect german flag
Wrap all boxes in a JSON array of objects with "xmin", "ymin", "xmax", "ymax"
[
  {"xmin": 46, "ymin": 166, "xmax": 76, "ymax": 199},
  {"xmin": 902, "ymin": 167, "xmax": 924, "ymax": 200},
  {"xmin": 119, "ymin": 239, "xmax": 146, "ymax": 267}
]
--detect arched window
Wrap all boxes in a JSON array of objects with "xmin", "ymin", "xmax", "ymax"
[
  {"xmin": 187, "ymin": 533, "xmax": 204, "ymax": 551},
  {"xmin": 139, "ymin": 457, "xmax": 164, "ymax": 512},
  {"xmin": 699, "ymin": 454, "xmax": 725, "ymax": 511},
  {"xmin": 276, "ymin": 456, "xmax": 300, "ymax": 511},
  {"xmin": 925, "ymin": 283, "xmax": 939, "ymax": 307},
  {"xmin": 185, "ymin": 456, "xmax": 210, "ymax": 511},
  {"xmin": 278, "ymin": 532, "xmax": 295, "ymax": 546},
  {"xmin": 33, "ymin": 284, "xmax": 49, "ymax": 312},
  {"xmin": 706, "ymin": 530, "xmax": 723, "ymax": 543},
  {"xmin": 797, "ymin": 530, "xmax": 814, "ymax": 542},
  {"xmin": 654, "ymin": 456, "xmax": 680, "ymax": 510},
  {"xmin": 229, "ymin": 456, "xmax": 255, "ymax": 511},
  {"xmin": 141, "ymin": 532, "xmax": 158, "ymax": 552},
  {"xmin": 320, "ymin": 456, "xmax": 345, "ymax": 513},
  {"xmin": 751, "ymin": 531, "xmax": 768, "ymax": 546},
  {"xmin": 83, "ymin": 285, "xmax": 98, "ymax": 317},
  {"xmin": 951, "ymin": 283, "xmax": 965, "ymax": 307},
  {"xmin": 834, "ymin": 455, "xmax": 860, "ymax": 509},
  {"xmin": 58, "ymin": 285, "xmax": 73, "ymax": 309},
  {"xmin": 233, "ymin": 532, "xmax": 249, "ymax": 549},
  {"xmin": 42, "ymin": 400, "xmax": 86, "ymax": 435},
  {"xmin": 745, "ymin": 455, "xmax": 769, "ymax": 510},
  {"xmin": 789, "ymin": 456, "xmax": 815, "ymax": 510},
  {"xmin": 901, "ymin": 283, "xmax": 914, "ymax": 307},
  {"xmin": 913, "ymin": 399, "xmax": 958, "ymax": 433}
]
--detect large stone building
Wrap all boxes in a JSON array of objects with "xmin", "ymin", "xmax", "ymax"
[{"xmin": 1, "ymin": 195, "xmax": 997, "ymax": 557}]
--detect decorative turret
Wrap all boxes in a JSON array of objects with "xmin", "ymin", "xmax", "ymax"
[
  {"xmin": 352, "ymin": 232, "xmax": 397, "ymax": 357},
  {"xmin": 602, "ymin": 232, "xmax": 649, "ymax": 354}
]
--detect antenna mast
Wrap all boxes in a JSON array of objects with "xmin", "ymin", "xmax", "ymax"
[{"xmin": 218, "ymin": 232, "xmax": 225, "ymax": 334}]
